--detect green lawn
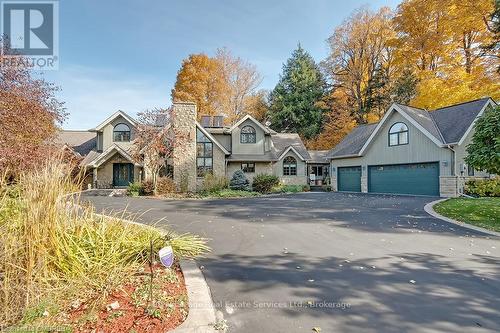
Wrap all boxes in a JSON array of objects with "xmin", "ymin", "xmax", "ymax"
[{"xmin": 434, "ymin": 197, "xmax": 500, "ymax": 232}]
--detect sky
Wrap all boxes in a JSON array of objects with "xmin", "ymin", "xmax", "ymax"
[{"xmin": 45, "ymin": 0, "xmax": 401, "ymax": 129}]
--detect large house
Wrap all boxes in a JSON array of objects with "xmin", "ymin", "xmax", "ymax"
[
  {"xmin": 58, "ymin": 102, "xmax": 330, "ymax": 191},
  {"xmin": 58, "ymin": 97, "xmax": 495, "ymax": 197},
  {"xmin": 328, "ymin": 97, "xmax": 496, "ymax": 197}
]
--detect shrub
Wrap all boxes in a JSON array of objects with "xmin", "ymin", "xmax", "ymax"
[
  {"xmin": 229, "ymin": 170, "xmax": 251, "ymax": 191},
  {"xmin": 464, "ymin": 178, "xmax": 500, "ymax": 197},
  {"xmin": 303, "ymin": 184, "xmax": 310, "ymax": 192},
  {"xmin": 252, "ymin": 174, "xmax": 280, "ymax": 193},
  {"xmin": 156, "ymin": 177, "xmax": 176, "ymax": 195},
  {"xmin": 127, "ymin": 182, "xmax": 142, "ymax": 196},
  {"xmin": 140, "ymin": 179, "xmax": 155, "ymax": 196},
  {"xmin": 202, "ymin": 174, "xmax": 229, "ymax": 193}
]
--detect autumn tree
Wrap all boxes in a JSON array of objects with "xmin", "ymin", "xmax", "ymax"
[
  {"xmin": 132, "ymin": 108, "xmax": 174, "ymax": 193},
  {"xmin": 171, "ymin": 49, "xmax": 262, "ymax": 123},
  {"xmin": 393, "ymin": 0, "xmax": 499, "ymax": 109},
  {"xmin": 171, "ymin": 54, "xmax": 227, "ymax": 119},
  {"xmin": 483, "ymin": 0, "xmax": 500, "ymax": 72},
  {"xmin": 324, "ymin": 7, "xmax": 397, "ymax": 124},
  {"xmin": 0, "ymin": 43, "xmax": 66, "ymax": 178},
  {"xmin": 242, "ymin": 89, "xmax": 269, "ymax": 122},
  {"xmin": 305, "ymin": 91, "xmax": 355, "ymax": 149},
  {"xmin": 268, "ymin": 45, "xmax": 327, "ymax": 139},
  {"xmin": 216, "ymin": 48, "xmax": 262, "ymax": 123}
]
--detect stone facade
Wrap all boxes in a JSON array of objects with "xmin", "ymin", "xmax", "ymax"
[
  {"xmin": 172, "ymin": 102, "xmax": 197, "ymax": 192},
  {"xmin": 196, "ymin": 143, "xmax": 227, "ymax": 191}
]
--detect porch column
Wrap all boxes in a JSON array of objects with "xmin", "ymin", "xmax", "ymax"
[{"xmin": 93, "ymin": 167, "xmax": 98, "ymax": 189}]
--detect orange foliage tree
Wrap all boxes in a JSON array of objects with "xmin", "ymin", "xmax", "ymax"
[{"xmin": 0, "ymin": 44, "xmax": 66, "ymax": 178}]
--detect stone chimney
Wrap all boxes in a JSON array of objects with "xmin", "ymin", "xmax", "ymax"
[{"xmin": 172, "ymin": 102, "xmax": 197, "ymax": 192}]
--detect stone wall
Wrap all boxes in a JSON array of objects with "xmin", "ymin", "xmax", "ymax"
[
  {"xmin": 172, "ymin": 103, "xmax": 196, "ymax": 192},
  {"xmin": 439, "ymin": 176, "xmax": 458, "ymax": 197},
  {"xmin": 172, "ymin": 102, "xmax": 197, "ymax": 192}
]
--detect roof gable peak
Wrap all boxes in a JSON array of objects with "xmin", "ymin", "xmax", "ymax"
[{"xmin": 91, "ymin": 110, "xmax": 137, "ymax": 131}]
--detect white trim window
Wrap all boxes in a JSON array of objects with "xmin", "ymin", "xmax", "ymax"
[
  {"xmin": 113, "ymin": 123, "xmax": 131, "ymax": 142},
  {"xmin": 388, "ymin": 122, "xmax": 409, "ymax": 146},
  {"xmin": 283, "ymin": 156, "xmax": 297, "ymax": 176},
  {"xmin": 240, "ymin": 126, "xmax": 256, "ymax": 143}
]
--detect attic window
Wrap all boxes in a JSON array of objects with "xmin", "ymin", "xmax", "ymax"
[
  {"xmin": 240, "ymin": 126, "xmax": 256, "ymax": 144},
  {"xmin": 388, "ymin": 122, "xmax": 408, "ymax": 146},
  {"xmin": 113, "ymin": 123, "xmax": 131, "ymax": 142}
]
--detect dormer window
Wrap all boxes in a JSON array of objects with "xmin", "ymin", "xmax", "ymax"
[
  {"xmin": 388, "ymin": 122, "xmax": 408, "ymax": 146},
  {"xmin": 283, "ymin": 156, "xmax": 297, "ymax": 176},
  {"xmin": 113, "ymin": 123, "xmax": 131, "ymax": 142},
  {"xmin": 240, "ymin": 126, "xmax": 256, "ymax": 144}
]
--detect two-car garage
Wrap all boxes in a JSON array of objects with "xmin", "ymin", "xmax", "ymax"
[{"xmin": 337, "ymin": 162, "xmax": 440, "ymax": 196}]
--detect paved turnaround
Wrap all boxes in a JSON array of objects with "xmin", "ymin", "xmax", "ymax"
[{"xmin": 84, "ymin": 192, "xmax": 500, "ymax": 333}]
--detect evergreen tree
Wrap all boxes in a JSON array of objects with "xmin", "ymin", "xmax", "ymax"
[{"xmin": 268, "ymin": 45, "xmax": 327, "ymax": 139}]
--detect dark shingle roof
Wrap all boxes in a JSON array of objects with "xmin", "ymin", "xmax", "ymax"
[
  {"xmin": 56, "ymin": 130, "xmax": 96, "ymax": 156},
  {"xmin": 271, "ymin": 133, "xmax": 311, "ymax": 160},
  {"xmin": 307, "ymin": 150, "xmax": 330, "ymax": 163},
  {"xmin": 430, "ymin": 97, "xmax": 492, "ymax": 144},
  {"xmin": 396, "ymin": 104, "xmax": 443, "ymax": 142},
  {"xmin": 328, "ymin": 98, "xmax": 494, "ymax": 159},
  {"xmin": 227, "ymin": 152, "xmax": 278, "ymax": 162},
  {"xmin": 328, "ymin": 124, "xmax": 377, "ymax": 158}
]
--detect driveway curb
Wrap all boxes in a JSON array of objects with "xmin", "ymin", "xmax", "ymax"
[
  {"xmin": 424, "ymin": 199, "xmax": 500, "ymax": 237},
  {"xmin": 173, "ymin": 260, "xmax": 219, "ymax": 333}
]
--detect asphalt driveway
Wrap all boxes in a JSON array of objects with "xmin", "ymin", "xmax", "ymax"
[{"xmin": 84, "ymin": 192, "xmax": 500, "ymax": 333}]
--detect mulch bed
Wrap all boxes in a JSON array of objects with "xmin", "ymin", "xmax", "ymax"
[{"xmin": 69, "ymin": 262, "xmax": 188, "ymax": 333}]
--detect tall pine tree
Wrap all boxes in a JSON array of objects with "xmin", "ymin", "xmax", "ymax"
[{"xmin": 268, "ymin": 45, "xmax": 327, "ymax": 139}]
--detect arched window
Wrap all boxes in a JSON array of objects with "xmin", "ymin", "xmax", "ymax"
[
  {"xmin": 283, "ymin": 156, "xmax": 297, "ymax": 176},
  {"xmin": 240, "ymin": 125, "xmax": 256, "ymax": 143},
  {"xmin": 113, "ymin": 123, "xmax": 131, "ymax": 142},
  {"xmin": 388, "ymin": 122, "xmax": 408, "ymax": 146}
]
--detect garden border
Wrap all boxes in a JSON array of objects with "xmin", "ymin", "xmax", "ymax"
[
  {"xmin": 424, "ymin": 198, "xmax": 500, "ymax": 237},
  {"xmin": 69, "ymin": 193, "xmax": 221, "ymax": 332}
]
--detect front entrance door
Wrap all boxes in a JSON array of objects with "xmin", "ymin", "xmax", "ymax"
[{"xmin": 113, "ymin": 163, "xmax": 134, "ymax": 187}]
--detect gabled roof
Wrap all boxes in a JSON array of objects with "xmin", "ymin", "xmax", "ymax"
[
  {"xmin": 328, "ymin": 124, "xmax": 377, "ymax": 159},
  {"xmin": 88, "ymin": 144, "xmax": 141, "ymax": 168},
  {"xmin": 328, "ymin": 97, "xmax": 496, "ymax": 160},
  {"xmin": 56, "ymin": 130, "xmax": 96, "ymax": 156},
  {"xmin": 91, "ymin": 110, "xmax": 137, "ymax": 131},
  {"xmin": 196, "ymin": 123, "xmax": 230, "ymax": 155},
  {"xmin": 271, "ymin": 133, "xmax": 310, "ymax": 161},
  {"xmin": 430, "ymin": 97, "xmax": 494, "ymax": 144},
  {"xmin": 228, "ymin": 114, "xmax": 272, "ymax": 134}
]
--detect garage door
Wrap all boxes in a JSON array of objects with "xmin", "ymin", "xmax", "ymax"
[
  {"xmin": 338, "ymin": 166, "xmax": 361, "ymax": 192},
  {"xmin": 368, "ymin": 162, "xmax": 439, "ymax": 196}
]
